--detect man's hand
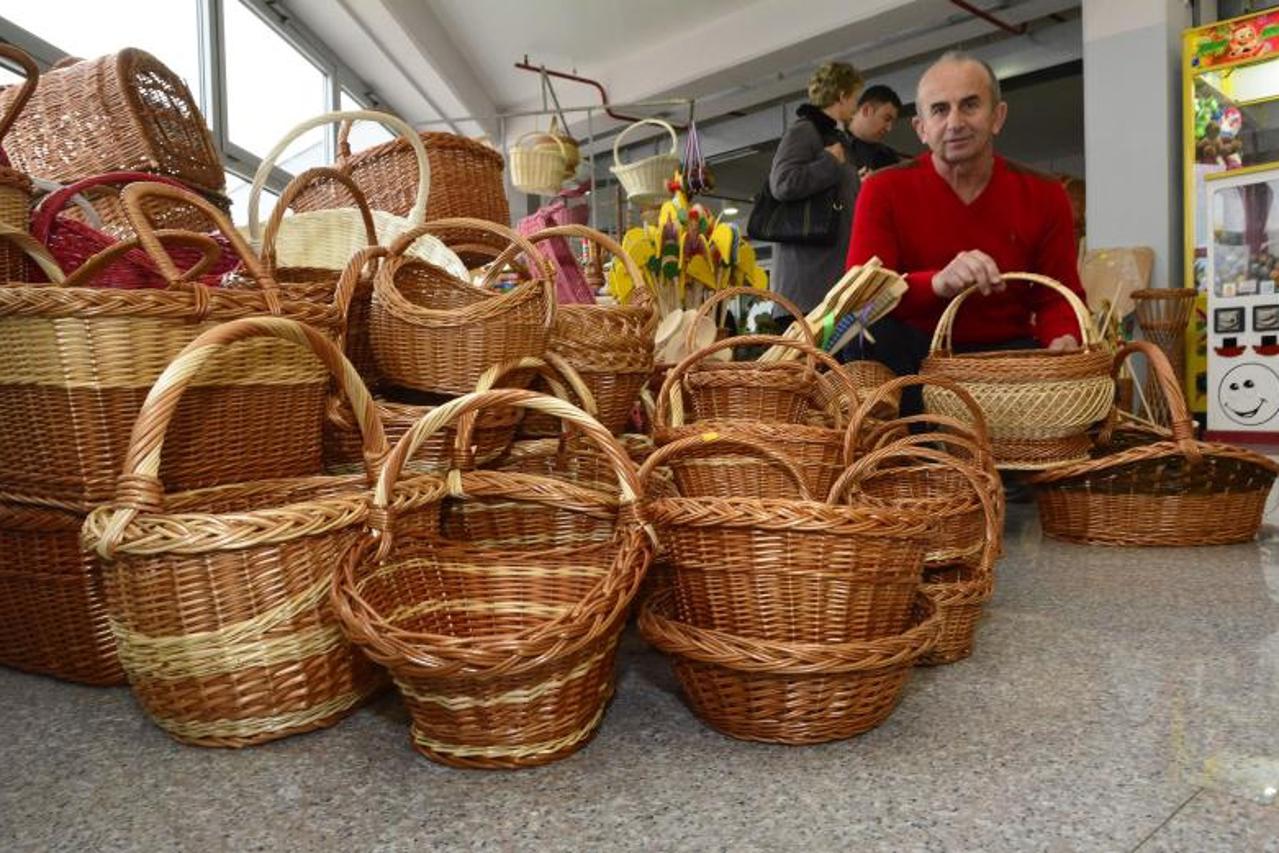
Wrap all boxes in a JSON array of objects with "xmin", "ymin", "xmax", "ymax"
[
  {"xmin": 931, "ymin": 250, "xmax": 1006, "ymax": 299},
  {"xmin": 825, "ymin": 142, "xmax": 846, "ymax": 165},
  {"xmin": 1046, "ymin": 334, "xmax": 1080, "ymax": 352}
]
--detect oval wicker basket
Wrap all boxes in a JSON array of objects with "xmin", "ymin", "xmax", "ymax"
[
  {"xmin": 611, "ymin": 118, "xmax": 680, "ymax": 205},
  {"xmin": 921, "ymin": 273, "xmax": 1114, "ymax": 469},
  {"xmin": 510, "ymin": 130, "xmax": 569, "ymax": 196},
  {"xmin": 330, "ymin": 389, "xmax": 652, "ymax": 768},
  {"xmin": 639, "ymin": 431, "xmax": 932, "ymax": 644},
  {"xmin": 639, "ymin": 588, "xmax": 940, "ymax": 744},
  {"xmin": 1029, "ymin": 340, "xmax": 1279, "ymax": 546},
  {"xmin": 370, "ymin": 219, "xmax": 556, "ymax": 395},
  {"xmin": 82, "ymin": 317, "xmax": 390, "ymax": 747}
]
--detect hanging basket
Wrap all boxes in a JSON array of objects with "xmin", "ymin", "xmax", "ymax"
[
  {"xmin": 82, "ymin": 318, "xmax": 390, "ymax": 747},
  {"xmin": 330, "ymin": 389, "xmax": 652, "ymax": 768},
  {"xmin": 1030, "ymin": 341, "xmax": 1279, "ymax": 546},
  {"xmin": 510, "ymin": 131, "xmax": 568, "ymax": 196},
  {"xmin": 639, "ymin": 588, "xmax": 940, "ymax": 744},
  {"xmin": 921, "ymin": 273, "xmax": 1113, "ymax": 469},
  {"xmin": 610, "ymin": 118, "xmax": 680, "ymax": 205}
]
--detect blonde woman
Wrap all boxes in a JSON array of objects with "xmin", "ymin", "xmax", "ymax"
[{"xmin": 765, "ymin": 61, "xmax": 863, "ymax": 314}]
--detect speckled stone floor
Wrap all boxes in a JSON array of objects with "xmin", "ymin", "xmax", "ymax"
[{"xmin": 2, "ymin": 503, "xmax": 1279, "ymax": 852}]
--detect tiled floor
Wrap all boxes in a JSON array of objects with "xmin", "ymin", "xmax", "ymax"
[{"xmin": 2, "ymin": 504, "xmax": 1279, "ymax": 852}]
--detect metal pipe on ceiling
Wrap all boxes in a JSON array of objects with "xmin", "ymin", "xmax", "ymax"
[
  {"xmin": 947, "ymin": 0, "xmax": 1029, "ymax": 36},
  {"xmin": 515, "ymin": 57, "xmax": 688, "ymax": 129}
]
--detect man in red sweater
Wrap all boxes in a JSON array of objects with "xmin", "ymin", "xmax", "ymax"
[{"xmin": 847, "ymin": 51, "xmax": 1085, "ymax": 383}]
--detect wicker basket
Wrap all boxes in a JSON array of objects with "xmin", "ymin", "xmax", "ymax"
[
  {"xmin": 639, "ymin": 588, "xmax": 940, "ymax": 744},
  {"xmin": 0, "ymin": 46, "xmax": 38, "ymax": 282},
  {"xmin": 0, "ymin": 499, "xmax": 123, "ymax": 685},
  {"xmin": 1131, "ymin": 288, "xmax": 1196, "ymax": 427},
  {"xmin": 0, "ymin": 183, "xmax": 340, "ymax": 510},
  {"xmin": 82, "ymin": 318, "xmax": 389, "ymax": 747},
  {"xmin": 639, "ymin": 431, "xmax": 931, "ymax": 644},
  {"xmin": 0, "ymin": 49, "xmax": 223, "ymax": 193},
  {"xmin": 921, "ymin": 273, "xmax": 1113, "ymax": 470},
  {"xmin": 654, "ymin": 334, "xmax": 859, "ymax": 498},
  {"xmin": 331, "ymin": 390, "xmax": 652, "ymax": 768},
  {"xmin": 241, "ymin": 111, "xmax": 467, "ymax": 275},
  {"xmin": 370, "ymin": 219, "xmax": 555, "ymax": 395},
  {"xmin": 286, "ymin": 120, "xmax": 509, "ymax": 244},
  {"xmin": 673, "ymin": 288, "xmax": 818, "ymax": 425},
  {"xmin": 812, "ymin": 360, "xmax": 900, "ymax": 425},
  {"xmin": 833, "ymin": 443, "xmax": 1000, "ymax": 665},
  {"xmin": 1030, "ymin": 341, "xmax": 1279, "ymax": 546},
  {"xmin": 31, "ymin": 172, "xmax": 241, "ymax": 288},
  {"xmin": 510, "ymin": 131, "xmax": 568, "ymax": 196},
  {"xmin": 520, "ymin": 225, "xmax": 656, "ymax": 435},
  {"xmin": 611, "ymin": 119, "xmax": 680, "ymax": 205},
  {"xmin": 35, "ymin": 172, "xmax": 233, "ymax": 243}
]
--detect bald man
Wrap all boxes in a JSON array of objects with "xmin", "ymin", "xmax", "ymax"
[{"xmin": 846, "ymin": 51, "xmax": 1085, "ymax": 402}]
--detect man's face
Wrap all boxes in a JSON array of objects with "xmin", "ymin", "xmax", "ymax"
[
  {"xmin": 860, "ymin": 102, "xmax": 898, "ymax": 142},
  {"xmin": 912, "ymin": 60, "xmax": 1007, "ymax": 165}
]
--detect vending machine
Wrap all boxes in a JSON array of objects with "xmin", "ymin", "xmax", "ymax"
[{"xmin": 1185, "ymin": 9, "xmax": 1279, "ymax": 440}]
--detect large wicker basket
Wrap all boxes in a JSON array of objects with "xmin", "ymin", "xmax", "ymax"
[
  {"xmin": 286, "ymin": 120, "xmax": 508, "ymax": 237},
  {"xmin": 921, "ymin": 273, "xmax": 1113, "ymax": 469},
  {"xmin": 0, "ymin": 184, "xmax": 341, "ymax": 509},
  {"xmin": 0, "ymin": 49, "xmax": 224, "ymax": 193},
  {"xmin": 0, "ymin": 499, "xmax": 124, "ymax": 685},
  {"xmin": 640, "ymin": 588, "xmax": 940, "ymax": 744},
  {"xmin": 370, "ymin": 219, "xmax": 555, "ymax": 395},
  {"xmin": 611, "ymin": 119, "xmax": 680, "ymax": 205},
  {"xmin": 331, "ymin": 390, "xmax": 652, "ymax": 768},
  {"xmin": 639, "ymin": 431, "xmax": 932, "ymax": 644},
  {"xmin": 1030, "ymin": 341, "xmax": 1279, "ymax": 546},
  {"xmin": 82, "ymin": 318, "xmax": 389, "ymax": 747}
]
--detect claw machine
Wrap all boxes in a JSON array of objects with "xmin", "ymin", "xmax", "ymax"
[{"xmin": 1185, "ymin": 9, "xmax": 1279, "ymax": 440}]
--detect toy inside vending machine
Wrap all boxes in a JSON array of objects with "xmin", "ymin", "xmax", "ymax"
[{"xmin": 1186, "ymin": 9, "xmax": 1279, "ymax": 440}]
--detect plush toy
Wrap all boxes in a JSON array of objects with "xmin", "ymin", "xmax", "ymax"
[
  {"xmin": 1219, "ymin": 106, "xmax": 1244, "ymax": 169},
  {"xmin": 1197, "ymin": 120, "xmax": 1223, "ymax": 165}
]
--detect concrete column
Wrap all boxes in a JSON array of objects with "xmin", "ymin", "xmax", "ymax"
[{"xmin": 1082, "ymin": 0, "xmax": 1193, "ymax": 288}]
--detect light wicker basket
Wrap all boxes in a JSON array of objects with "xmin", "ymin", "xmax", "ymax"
[
  {"xmin": 921, "ymin": 273, "xmax": 1113, "ymax": 469},
  {"xmin": 510, "ymin": 130, "xmax": 568, "ymax": 196},
  {"xmin": 331, "ymin": 389, "xmax": 652, "ymax": 768},
  {"xmin": 82, "ymin": 317, "xmax": 389, "ymax": 748},
  {"xmin": 611, "ymin": 118, "xmax": 680, "ymax": 205}
]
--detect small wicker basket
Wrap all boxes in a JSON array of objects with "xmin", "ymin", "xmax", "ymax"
[
  {"xmin": 611, "ymin": 118, "xmax": 680, "ymax": 205},
  {"xmin": 510, "ymin": 131, "xmax": 568, "ymax": 196}
]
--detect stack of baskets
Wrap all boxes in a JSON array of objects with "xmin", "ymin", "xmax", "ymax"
[{"xmin": 331, "ymin": 389, "xmax": 652, "ymax": 767}]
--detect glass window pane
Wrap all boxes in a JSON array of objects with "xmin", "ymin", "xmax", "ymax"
[
  {"xmin": 0, "ymin": 0, "xmax": 201, "ymax": 108},
  {"xmin": 226, "ymin": 171, "xmax": 278, "ymax": 228},
  {"xmin": 340, "ymin": 90, "xmax": 397, "ymax": 152},
  {"xmin": 224, "ymin": 0, "xmax": 328, "ymax": 172}
]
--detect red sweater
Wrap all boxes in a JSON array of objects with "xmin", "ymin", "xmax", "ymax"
[{"xmin": 847, "ymin": 153, "xmax": 1085, "ymax": 348}]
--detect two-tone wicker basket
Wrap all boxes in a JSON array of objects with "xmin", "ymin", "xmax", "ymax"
[
  {"xmin": 1031, "ymin": 340, "xmax": 1279, "ymax": 546},
  {"xmin": 82, "ymin": 318, "xmax": 389, "ymax": 747},
  {"xmin": 921, "ymin": 273, "xmax": 1113, "ymax": 469}
]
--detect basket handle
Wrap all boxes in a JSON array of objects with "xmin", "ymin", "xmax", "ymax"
[
  {"xmin": 635, "ymin": 429, "xmax": 814, "ymax": 501},
  {"xmin": 1100, "ymin": 340, "xmax": 1200, "ymax": 462},
  {"xmin": 655, "ymin": 333, "xmax": 858, "ymax": 429},
  {"xmin": 259, "ymin": 167, "xmax": 378, "ymax": 277},
  {"xmin": 247, "ymin": 109, "xmax": 430, "ymax": 238},
  {"xmin": 828, "ymin": 443, "xmax": 998, "ymax": 565},
  {"xmin": 843, "ymin": 374, "xmax": 990, "ymax": 463},
  {"xmin": 0, "ymin": 45, "xmax": 38, "ymax": 146},
  {"xmin": 121, "ymin": 182, "xmax": 278, "ymax": 301},
  {"xmin": 60, "ymin": 230, "xmax": 224, "ymax": 288},
  {"xmin": 0, "ymin": 223, "xmax": 65, "ymax": 282},
  {"xmin": 379, "ymin": 218, "xmax": 556, "ymax": 329},
  {"xmin": 330, "ymin": 244, "xmax": 389, "ymax": 352},
  {"xmin": 612, "ymin": 118, "xmax": 679, "ymax": 167},
  {"xmin": 370, "ymin": 388, "xmax": 643, "ymax": 553},
  {"xmin": 929, "ymin": 272, "xmax": 1099, "ymax": 354},
  {"xmin": 30, "ymin": 171, "xmax": 198, "ymax": 242},
  {"xmin": 92, "ymin": 317, "xmax": 387, "ymax": 559},
  {"xmin": 515, "ymin": 130, "xmax": 568, "ymax": 156},
  {"xmin": 685, "ymin": 286, "xmax": 814, "ymax": 351}
]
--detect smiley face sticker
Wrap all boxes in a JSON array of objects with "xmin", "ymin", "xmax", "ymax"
[{"xmin": 1219, "ymin": 362, "xmax": 1279, "ymax": 425}]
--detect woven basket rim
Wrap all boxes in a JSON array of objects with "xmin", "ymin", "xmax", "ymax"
[{"xmin": 643, "ymin": 493, "xmax": 935, "ymax": 536}]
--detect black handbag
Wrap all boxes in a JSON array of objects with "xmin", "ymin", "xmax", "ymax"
[{"xmin": 746, "ymin": 180, "xmax": 843, "ymax": 246}]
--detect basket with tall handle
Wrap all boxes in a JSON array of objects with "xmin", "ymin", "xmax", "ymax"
[{"xmin": 610, "ymin": 118, "xmax": 680, "ymax": 205}]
